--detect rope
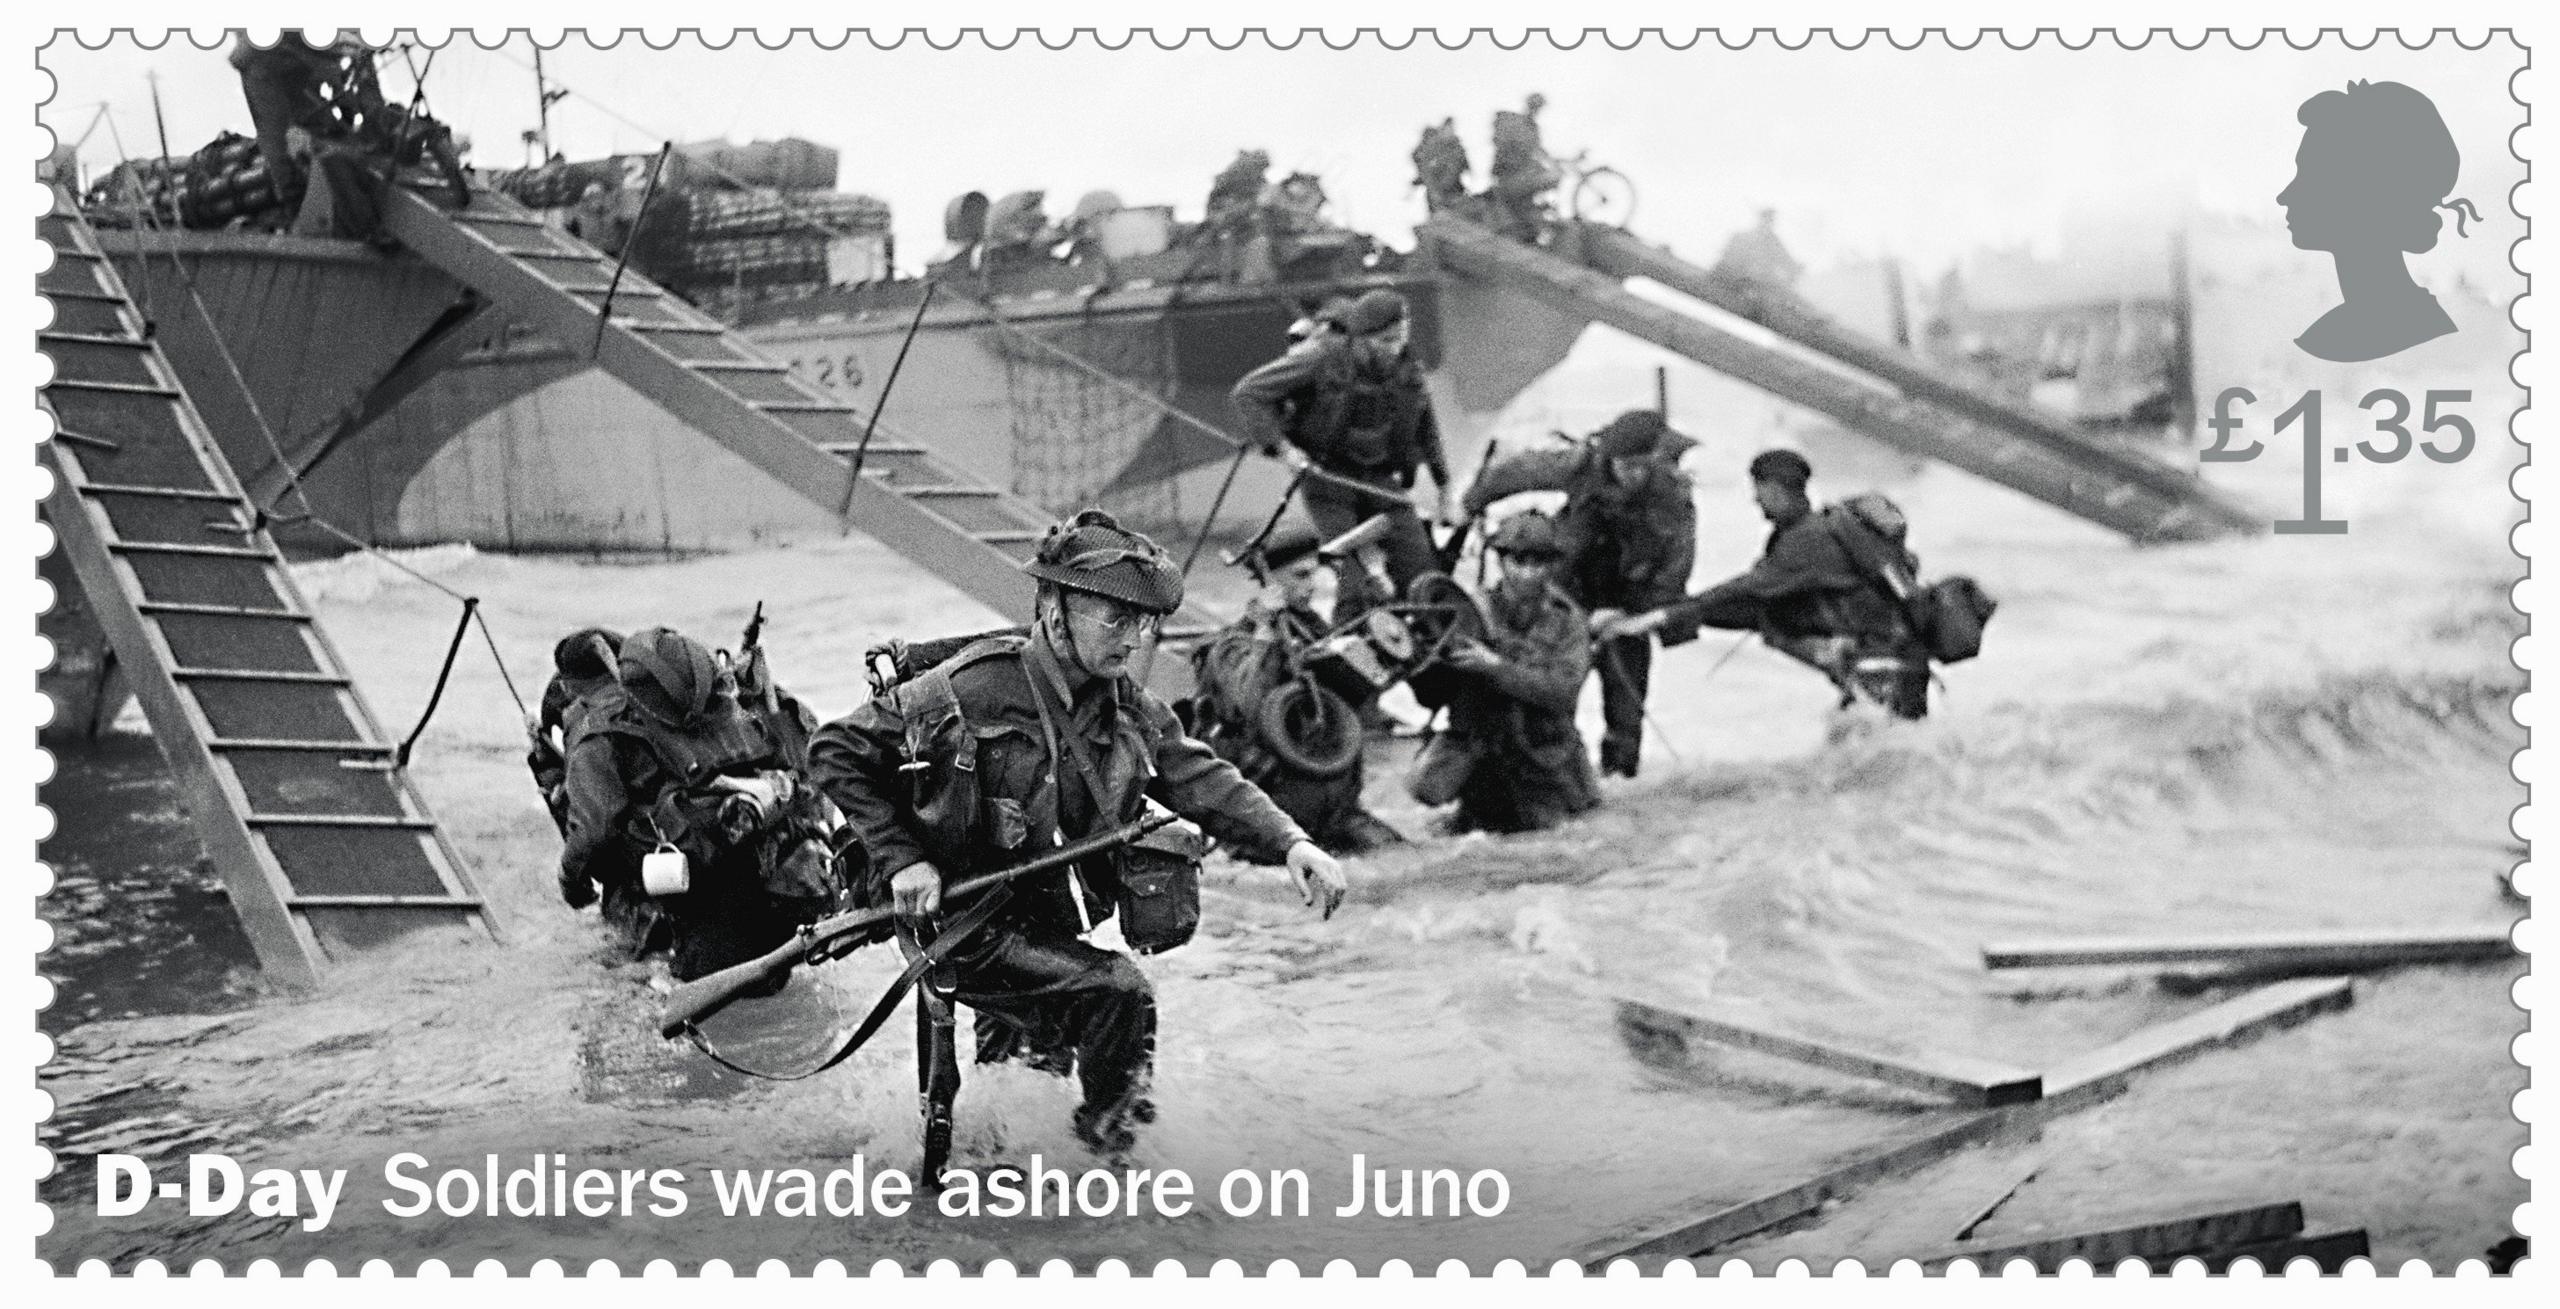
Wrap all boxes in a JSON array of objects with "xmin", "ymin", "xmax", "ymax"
[
  {"xmin": 396, "ymin": 597, "xmax": 477, "ymax": 768},
  {"xmin": 838, "ymin": 279, "xmax": 938, "ymax": 517},
  {"xmin": 1180, "ymin": 443, "xmax": 1253, "ymax": 578},
  {"xmin": 294, "ymin": 514, "xmax": 533, "ymax": 722},
  {"xmin": 592, "ymin": 142, "xmax": 671, "ymax": 359}
]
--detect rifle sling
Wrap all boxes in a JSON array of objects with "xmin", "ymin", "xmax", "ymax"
[{"xmin": 682, "ymin": 886, "xmax": 1011, "ymax": 1082}]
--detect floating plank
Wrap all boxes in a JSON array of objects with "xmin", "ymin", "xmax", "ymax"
[
  {"xmin": 1920, "ymin": 1200, "xmax": 2304, "ymax": 1272},
  {"xmin": 1616, "ymin": 997, "xmax": 2042, "ymax": 1107},
  {"xmin": 1585, "ymin": 979, "xmax": 2356, "ymax": 1265},
  {"xmin": 2042, "ymin": 976, "xmax": 2354, "ymax": 1102},
  {"xmin": 1584, "ymin": 1109, "xmax": 2025, "ymax": 1265},
  {"xmin": 2200, "ymin": 1228, "xmax": 2372, "ymax": 1274},
  {"xmin": 1984, "ymin": 928, "xmax": 2512, "ymax": 973}
]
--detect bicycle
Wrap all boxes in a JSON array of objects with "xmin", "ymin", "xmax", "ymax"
[{"xmin": 1553, "ymin": 148, "xmax": 1638, "ymax": 229}]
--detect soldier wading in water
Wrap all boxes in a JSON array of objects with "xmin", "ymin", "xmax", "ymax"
[{"xmin": 809, "ymin": 510, "xmax": 1348, "ymax": 1164}]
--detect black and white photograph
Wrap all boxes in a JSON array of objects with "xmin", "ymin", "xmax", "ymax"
[{"xmin": 27, "ymin": 24, "xmax": 2536, "ymax": 1275}]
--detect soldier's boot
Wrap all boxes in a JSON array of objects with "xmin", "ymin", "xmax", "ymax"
[
  {"xmin": 918, "ymin": 990, "xmax": 963, "ymax": 1190},
  {"xmin": 1072, "ymin": 1101, "xmax": 1137, "ymax": 1157}
]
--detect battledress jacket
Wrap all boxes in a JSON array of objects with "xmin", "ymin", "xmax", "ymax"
[
  {"xmin": 806, "ymin": 634, "xmax": 1309, "ymax": 941},
  {"xmin": 1462, "ymin": 446, "xmax": 1698, "ymax": 617},
  {"xmin": 1659, "ymin": 509, "xmax": 1910, "ymax": 646},
  {"xmin": 1228, "ymin": 336, "xmax": 1450, "ymax": 487},
  {"xmin": 1442, "ymin": 581, "xmax": 1601, "ymax": 819}
]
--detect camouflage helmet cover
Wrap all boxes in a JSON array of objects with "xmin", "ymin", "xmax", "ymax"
[
  {"xmin": 1487, "ymin": 509, "xmax": 1566, "ymax": 560},
  {"xmin": 1020, "ymin": 508, "xmax": 1186, "ymax": 615},
  {"xmin": 619, "ymin": 626, "xmax": 722, "ymax": 724}
]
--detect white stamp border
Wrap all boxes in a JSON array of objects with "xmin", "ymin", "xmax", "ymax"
[{"xmin": 14, "ymin": 11, "xmax": 2544, "ymax": 1290}]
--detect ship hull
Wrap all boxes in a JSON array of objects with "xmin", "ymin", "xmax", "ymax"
[{"xmin": 91, "ymin": 231, "xmax": 1588, "ymax": 554}]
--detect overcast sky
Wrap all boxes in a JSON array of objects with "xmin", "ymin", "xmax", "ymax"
[{"xmin": 38, "ymin": 33, "xmax": 2526, "ymax": 288}]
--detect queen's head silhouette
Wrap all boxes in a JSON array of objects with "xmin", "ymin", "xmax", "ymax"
[{"xmin": 2277, "ymin": 80, "xmax": 2480, "ymax": 362}]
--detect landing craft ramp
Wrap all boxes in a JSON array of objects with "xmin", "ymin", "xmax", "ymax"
[
  {"xmin": 38, "ymin": 187, "xmax": 496, "ymax": 989},
  {"xmin": 1420, "ymin": 217, "xmax": 2257, "ymax": 543},
  {"xmin": 375, "ymin": 181, "xmax": 1224, "ymax": 638}
]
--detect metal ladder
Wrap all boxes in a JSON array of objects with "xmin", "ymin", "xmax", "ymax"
[
  {"xmin": 375, "ymin": 182, "xmax": 1067, "ymax": 613},
  {"xmin": 1423, "ymin": 217, "xmax": 2256, "ymax": 543},
  {"xmin": 38, "ymin": 186, "xmax": 498, "ymax": 989}
]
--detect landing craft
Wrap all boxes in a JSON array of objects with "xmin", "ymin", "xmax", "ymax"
[{"xmin": 42, "ymin": 41, "xmax": 2252, "ymax": 986}]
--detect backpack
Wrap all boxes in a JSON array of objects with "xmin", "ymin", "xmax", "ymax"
[
  {"xmin": 1820, "ymin": 494, "xmax": 1998, "ymax": 665},
  {"xmin": 599, "ymin": 699, "xmax": 835, "ymax": 905},
  {"xmin": 1918, "ymin": 576, "xmax": 1998, "ymax": 664},
  {"xmin": 1289, "ymin": 342, "xmax": 1421, "ymax": 474}
]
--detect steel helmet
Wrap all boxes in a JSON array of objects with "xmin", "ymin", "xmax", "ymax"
[
  {"xmin": 1020, "ymin": 509, "xmax": 1185, "ymax": 616},
  {"xmin": 1487, "ymin": 510, "xmax": 1566, "ymax": 560},
  {"xmin": 619, "ymin": 627, "xmax": 723, "ymax": 725}
]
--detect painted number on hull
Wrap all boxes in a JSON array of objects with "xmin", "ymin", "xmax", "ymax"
[{"xmin": 791, "ymin": 355, "xmax": 867, "ymax": 393}]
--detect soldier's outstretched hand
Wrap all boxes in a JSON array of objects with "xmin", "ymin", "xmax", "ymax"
[
  {"xmin": 1595, "ymin": 609, "xmax": 1668, "ymax": 640},
  {"xmin": 1285, "ymin": 840, "xmax": 1349, "ymax": 919},
  {"xmin": 891, "ymin": 862, "xmax": 945, "ymax": 919}
]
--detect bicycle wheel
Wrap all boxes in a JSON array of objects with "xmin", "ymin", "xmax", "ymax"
[{"xmin": 1570, "ymin": 166, "xmax": 1638, "ymax": 229}]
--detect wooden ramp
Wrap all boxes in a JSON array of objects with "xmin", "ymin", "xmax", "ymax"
[
  {"xmin": 38, "ymin": 186, "xmax": 496, "ymax": 989},
  {"xmin": 1574, "ymin": 222, "xmax": 2262, "ymax": 541},
  {"xmin": 376, "ymin": 181, "xmax": 1224, "ymax": 641},
  {"xmin": 1420, "ymin": 217, "xmax": 2256, "ymax": 543}
]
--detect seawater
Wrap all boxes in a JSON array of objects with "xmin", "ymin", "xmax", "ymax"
[{"xmin": 36, "ymin": 458, "xmax": 2526, "ymax": 1271}]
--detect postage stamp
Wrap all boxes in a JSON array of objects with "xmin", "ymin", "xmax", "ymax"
[{"xmin": 25, "ymin": 24, "xmax": 2538, "ymax": 1277}]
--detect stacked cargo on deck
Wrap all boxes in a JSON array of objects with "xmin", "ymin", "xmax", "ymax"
[{"xmin": 491, "ymin": 136, "xmax": 893, "ymax": 319}]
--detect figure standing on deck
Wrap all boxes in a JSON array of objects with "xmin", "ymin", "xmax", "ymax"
[
  {"xmin": 1408, "ymin": 512, "xmax": 1600, "ymax": 834},
  {"xmin": 1717, "ymin": 209, "xmax": 1805, "ymax": 288},
  {"xmin": 556, "ymin": 627, "xmax": 843, "ymax": 979},
  {"xmin": 1230, "ymin": 288, "xmax": 1453, "ymax": 628},
  {"xmin": 807, "ymin": 510, "xmax": 1347, "ymax": 1166},
  {"xmin": 1412, "ymin": 117, "xmax": 1473, "ymax": 215},
  {"xmin": 1601, "ymin": 450, "xmax": 1936, "ymax": 720},
  {"xmin": 1463, "ymin": 411, "xmax": 1698, "ymax": 777},
  {"xmin": 1486, "ymin": 93, "xmax": 1560, "ymax": 241},
  {"xmin": 1190, "ymin": 525, "xmax": 1407, "ymax": 856}
]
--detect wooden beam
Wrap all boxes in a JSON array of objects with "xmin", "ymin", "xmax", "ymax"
[
  {"xmin": 2042, "ymin": 976, "xmax": 2354, "ymax": 1102},
  {"xmin": 1616, "ymin": 997, "xmax": 2043, "ymax": 1107},
  {"xmin": 1919, "ymin": 1201, "xmax": 2304, "ymax": 1272},
  {"xmin": 1984, "ymin": 926, "xmax": 2514, "ymax": 972},
  {"xmin": 1581, "ymin": 1109, "xmax": 2026, "ymax": 1266},
  {"xmin": 1585, "ymin": 979, "xmax": 2357, "ymax": 1266},
  {"xmin": 2199, "ymin": 1228, "xmax": 2372, "ymax": 1274}
]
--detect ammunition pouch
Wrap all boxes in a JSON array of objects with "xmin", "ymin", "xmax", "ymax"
[{"xmin": 1115, "ymin": 818, "xmax": 1205, "ymax": 955}]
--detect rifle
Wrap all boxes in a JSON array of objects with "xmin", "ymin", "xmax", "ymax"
[
  {"xmin": 735, "ymin": 601, "xmax": 777, "ymax": 716},
  {"xmin": 659, "ymin": 810, "xmax": 1179, "ymax": 1038},
  {"xmin": 1435, "ymin": 434, "xmax": 1501, "ymax": 573}
]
